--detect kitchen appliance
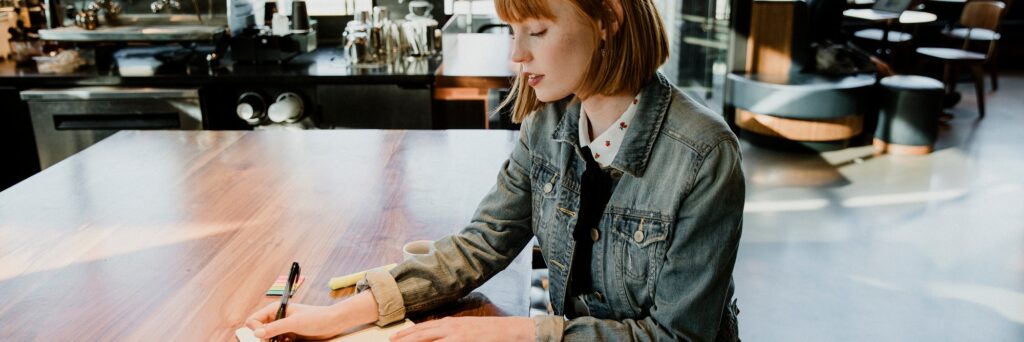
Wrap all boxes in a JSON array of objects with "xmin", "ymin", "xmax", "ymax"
[
  {"xmin": 20, "ymin": 87, "xmax": 202, "ymax": 169},
  {"xmin": 343, "ymin": 10, "xmax": 378, "ymax": 66},
  {"xmin": 403, "ymin": 18, "xmax": 437, "ymax": 57},
  {"xmin": 230, "ymin": 26, "xmax": 316, "ymax": 63},
  {"xmin": 72, "ymin": 0, "xmax": 123, "ymax": 30},
  {"xmin": 37, "ymin": 0, "xmax": 225, "ymax": 42},
  {"xmin": 402, "ymin": 0, "xmax": 438, "ymax": 57},
  {"xmin": 406, "ymin": 0, "xmax": 433, "ymax": 20}
]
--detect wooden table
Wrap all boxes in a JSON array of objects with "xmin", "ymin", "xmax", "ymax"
[{"xmin": 0, "ymin": 130, "xmax": 531, "ymax": 341}]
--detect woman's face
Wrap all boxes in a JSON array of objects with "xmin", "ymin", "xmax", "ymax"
[{"xmin": 509, "ymin": 1, "xmax": 598, "ymax": 102}]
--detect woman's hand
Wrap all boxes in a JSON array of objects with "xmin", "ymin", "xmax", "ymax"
[
  {"xmin": 244, "ymin": 291, "xmax": 381, "ymax": 341},
  {"xmin": 245, "ymin": 302, "xmax": 346, "ymax": 341},
  {"xmin": 390, "ymin": 316, "xmax": 535, "ymax": 342}
]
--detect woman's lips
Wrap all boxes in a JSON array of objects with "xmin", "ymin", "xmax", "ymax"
[{"xmin": 527, "ymin": 74, "xmax": 545, "ymax": 87}]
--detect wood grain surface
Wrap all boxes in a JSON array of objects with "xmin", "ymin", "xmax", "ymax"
[{"xmin": 0, "ymin": 130, "xmax": 531, "ymax": 341}]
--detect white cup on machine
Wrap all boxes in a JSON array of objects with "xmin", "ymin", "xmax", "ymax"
[{"xmin": 267, "ymin": 92, "xmax": 304, "ymax": 123}]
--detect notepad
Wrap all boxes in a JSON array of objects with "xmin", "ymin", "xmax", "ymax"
[
  {"xmin": 235, "ymin": 326, "xmax": 260, "ymax": 342},
  {"xmin": 234, "ymin": 319, "xmax": 415, "ymax": 342},
  {"xmin": 266, "ymin": 275, "xmax": 305, "ymax": 296}
]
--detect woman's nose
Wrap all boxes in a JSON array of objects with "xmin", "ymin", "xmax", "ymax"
[{"xmin": 510, "ymin": 39, "xmax": 530, "ymax": 63}]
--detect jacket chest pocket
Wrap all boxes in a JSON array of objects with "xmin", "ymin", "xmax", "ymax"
[
  {"xmin": 612, "ymin": 214, "xmax": 670, "ymax": 282},
  {"xmin": 531, "ymin": 162, "xmax": 560, "ymax": 228},
  {"xmin": 531, "ymin": 161, "xmax": 580, "ymax": 263},
  {"xmin": 609, "ymin": 213, "xmax": 670, "ymax": 315}
]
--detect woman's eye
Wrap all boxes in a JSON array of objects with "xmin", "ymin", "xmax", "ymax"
[{"xmin": 529, "ymin": 29, "xmax": 548, "ymax": 37}]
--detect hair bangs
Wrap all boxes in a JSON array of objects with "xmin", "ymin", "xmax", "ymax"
[
  {"xmin": 495, "ymin": 0, "xmax": 556, "ymax": 23},
  {"xmin": 496, "ymin": 0, "xmax": 670, "ymax": 124}
]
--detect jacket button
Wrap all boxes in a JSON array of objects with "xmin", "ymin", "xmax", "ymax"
[
  {"xmin": 543, "ymin": 183, "xmax": 553, "ymax": 193},
  {"xmin": 633, "ymin": 230, "xmax": 645, "ymax": 243},
  {"xmin": 595, "ymin": 291, "xmax": 605, "ymax": 302},
  {"xmin": 590, "ymin": 228, "xmax": 600, "ymax": 241},
  {"xmin": 610, "ymin": 170, "xmax": 623, "ymax": 179}
]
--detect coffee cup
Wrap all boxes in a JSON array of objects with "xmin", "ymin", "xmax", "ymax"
[{"xmin": 402, "ymin": 240, "xmax": 434, "ymax": 260}]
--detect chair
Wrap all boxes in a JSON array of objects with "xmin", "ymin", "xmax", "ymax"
[
  {"xmin": 941, "ymin": 0, "xmax": 1013, "ymax": 91},
  {"xmin": 917, "ymin": 0, "xmax": 1005, "ymax": 118}
]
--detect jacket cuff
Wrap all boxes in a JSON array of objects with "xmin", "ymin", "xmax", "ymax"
[
  {"xmin": 532, "ymin": 315, "xmax": 565, "ymax": 342},
  {"xmin": 356, "ymin": 268, "xmax": 406, "ymax": 326}
]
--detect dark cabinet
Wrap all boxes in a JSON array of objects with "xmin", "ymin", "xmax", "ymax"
[
  {"xmin": 317, "ymin": 83, "xmax": 433, "ymax": 129},
  {"xmin": 0, "ymin": 87, "xmax": 41, "ymax": 191}
]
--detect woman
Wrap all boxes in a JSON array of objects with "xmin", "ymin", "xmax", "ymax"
[{"xmin": 246, "ymin": 0, "xmax": 744, "ymax": 340}]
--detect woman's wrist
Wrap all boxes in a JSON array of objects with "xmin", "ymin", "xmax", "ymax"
[
  {"xmin": 515, "ymin": 316, "xmax": 537, "ymax": 341},
  {"xmin": 330, "ymin": 291, "xmax": 381, "ymax": 329}
]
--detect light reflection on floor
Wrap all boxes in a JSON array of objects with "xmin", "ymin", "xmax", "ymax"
[{"xmin": 735, "ymin": 72, "xmax": 1024, "ymax": 341}]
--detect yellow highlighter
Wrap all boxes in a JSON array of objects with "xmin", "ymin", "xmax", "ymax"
[{"xmin": 328, "ymin": 263, "xmax": 397, "ymax": 290}]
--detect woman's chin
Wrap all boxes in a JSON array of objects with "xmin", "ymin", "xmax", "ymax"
[{"xmin": 533, "ymin": 89, "xmax": 570, "ymax": 103}]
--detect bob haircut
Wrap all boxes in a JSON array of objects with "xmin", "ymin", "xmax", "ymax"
[{"xmin": 495, "ymin": 0, "xmax": 670, "ymax": 123}]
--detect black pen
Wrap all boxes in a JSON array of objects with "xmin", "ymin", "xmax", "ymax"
[{"xmin": 270, "ymin": 262, "xmax": 300, "ymax": 342}]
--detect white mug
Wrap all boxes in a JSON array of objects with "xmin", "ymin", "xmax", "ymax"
[
  {"xmin": 268, "ymin": 92, "xmax": 304, "ymax": 123},
  {"xmin": 402, "ymin": 240, "xmax": 435, "ymax": 260}
]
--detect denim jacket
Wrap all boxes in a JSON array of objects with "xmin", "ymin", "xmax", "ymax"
[{"xmin": 358, "ymin": 72, "xmax": 745, "ymax": 341}]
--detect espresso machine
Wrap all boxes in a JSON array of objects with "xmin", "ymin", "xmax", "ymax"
[{"xmin": 230, "ymin": 0, "xmax": 317, "ymax": 64}]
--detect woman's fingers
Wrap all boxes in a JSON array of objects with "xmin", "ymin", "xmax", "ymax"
[
  {"xmin": 244, "ymin": 318, "xmax": 263, "ymax": 330},
  {"xmin": 253, "ymin": 317, "xmax": 296, "ymax": 339},
  {"xmin": 391, "ymin": 319, "xmax": 440, "ymax": 337},
  {"xmin": 246, "ymin": 302, "xmax": 284, "ymax": 324},
  {"xmin": 389, "ymin": 321, "xmax": 442, "ymax": 342},
  {"xmin": 390, "ymin": 324, "xmax": 446, "ymax": 342},
  {"xmin": 247, "ymin": 302, "xmax": 299, "ymax": 338}
]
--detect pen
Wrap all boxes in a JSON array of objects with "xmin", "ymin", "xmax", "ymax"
[{"xmin": 270, "ymin": 262, "xmax": 300, "ymax": 342}]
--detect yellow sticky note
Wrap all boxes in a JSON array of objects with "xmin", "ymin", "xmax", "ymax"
[{"xmin": 328, "ymin": 264, "xmax": 397, "ymax": 290}]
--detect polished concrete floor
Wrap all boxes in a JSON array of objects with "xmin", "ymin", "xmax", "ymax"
[{"xmin": 734, "ymin": 71, "xmax": 1024, "ymax": 340}]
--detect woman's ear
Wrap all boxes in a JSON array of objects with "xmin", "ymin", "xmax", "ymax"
[{"xmin": 606, "ymin": 0, "xmax": 625, "ymax": 36}]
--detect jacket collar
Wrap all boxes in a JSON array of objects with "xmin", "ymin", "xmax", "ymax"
[{"xmin": 551, "ymin": 72, "xmax": 673, "ymax": 177}]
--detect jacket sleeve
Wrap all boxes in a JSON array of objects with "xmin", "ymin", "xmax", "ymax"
[
  {"xmin": 534, "ymin": 138, "xmax": 745, "ymax": 341},
  {"xmin": 357, "ymin": 116, "xmax": 538, "ymax": 326}
]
